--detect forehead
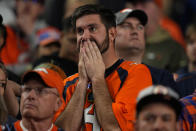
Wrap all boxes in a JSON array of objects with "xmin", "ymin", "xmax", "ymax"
[
  {"xmin": 123, "ymin": 17, "xmax": 142, "ymax": 24},
  {"xmin": 24, "ymin": 78, "xmax": 45, "ymax": 86},
  {"xmin": 76, "ymin": 14, "xmax": 103, "ymax": 28},
  {"xmin": 140, "ymin": 103, "xmax": 176, "ymax": 116}
]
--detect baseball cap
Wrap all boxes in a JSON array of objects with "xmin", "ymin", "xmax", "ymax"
[
  {"xmin": 21, "ymin": 67, "xmax": 66, "ymax": 122},
  {"xmin": 22, "ymin": 67, "xmax": 64, "ymax": 96},
  {"xmin": 115, "ymin": 8, "xmax": 148, "ymax": 26},
  {"xmin": 136, "ymin": 85, "xmax": 182, "ymax": 119},
  {"xmin": 36, "ymin": 27, "xmax": 61, "ymax": 46}
]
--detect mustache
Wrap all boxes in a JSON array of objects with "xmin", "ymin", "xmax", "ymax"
[
  {"xmin": 77, "ymin": 38, "xmax": 98, "ymax": 52},
  {"xmin": 80, "ymin": 38, "xmax": 97, "ymax": 44}
]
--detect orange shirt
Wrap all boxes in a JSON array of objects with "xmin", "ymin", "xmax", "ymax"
[
  {"xmin": 63, "ymin": 59, "xmax": 153, "ymax": 131},
  {"xmin": 0, "ymin": 26, "xmax": 29, "ymax": 65}
]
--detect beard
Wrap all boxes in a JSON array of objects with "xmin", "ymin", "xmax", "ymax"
[{"xmin": 77, "ymin": 33, "xmax": 110, "ymax": 54}]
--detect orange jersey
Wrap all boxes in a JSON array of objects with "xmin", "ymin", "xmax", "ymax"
[{"xmin": 63, "ymin": 59, "xmax": 153, "ymax": 131}]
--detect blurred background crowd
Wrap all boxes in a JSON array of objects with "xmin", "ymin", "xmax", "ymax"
[{"xmin": 0, "ymin": 0, "xmax": 196, "ymax": 95}]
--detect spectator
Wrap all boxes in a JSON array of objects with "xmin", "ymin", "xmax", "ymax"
[
  {"xmin": 1, "ymin": 67, "xmax": 65, "ymax": 130},
  {"xmin": 125, "ymin": 0, "xmax": 187, "ymax": 72},
  {"xmin": 135, "ymin": 85, "xmax": 182, "ymax": 131},
  {"xmin": 32, "ymin": 17, "xmax": 78, "ymax": 77},
  {"xmin": 126, "ymin": 0, "xmax": 186, "ymax": 49},
  {"xmin": 175, "ymin": 24, "xmax": 196, "ymax": 97},
  {"xmin": 12, "ymin": 0, "xmax": 47, "ymax": 47},
  {"xmin": 59, "ymin": 16, "xmax": 79, "ymax": 64},
  {"xmin": 35, "ymin": 27, "xmax": 61, "ymax": 59},
  {"xmin": 5, "ymin": 63, "xmax": 67, "ymax": 122},
  {"xmin": 55, "ymin": 4, "xmax": 152, "ymax": 131},
  {"xmin": 115, "ymin": 8, "xmax": 178, "ymax": 93},
  {"xmin": 179, "ymin": 89, "xmax": 196, "ymax": 131},
  {"xmin": 177, "ymin": 24, "xmax": 196, "ymax": 76},
  {"xmin": 0, "ymin": 14, "xmax": 21, "ymax": 83},
  {"xmin": 0, "ymin": 61, "xmax": 20, "ymax": 129},
  {"xmin": 0, "ymin": 0, "xmax": 48, "ymax": 75},
  {"xmin": 0, "ymin": 62, "xmax": 8, "ymax": 125}
]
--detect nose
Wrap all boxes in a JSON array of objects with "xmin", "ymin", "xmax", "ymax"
[
  {"xmin": 26, "ymin": 89, "xmax": 37, "ymax": 100},
  {"xmin": 130, "ymin": 27, "xmax": 138, "ymax": 36},
  {"xmin": 81, "ymin": 30, "xmax": 91, "ymax": 42},
  {"xmin": 153, "ymin": 118, "xmax": 165, "ymax": 130}
]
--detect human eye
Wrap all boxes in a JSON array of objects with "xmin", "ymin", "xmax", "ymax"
[
  {"xmin": 144, "ymin": 114, "xmax": 156, "ymax": 123},
  {"xmin": 76, "ymin": 28, "xmax": 84, "ymax": 35},
  {"xmin": 36, "ymin": 88, "xmax": 45, "ymax": 95},
  {"xmin": 89, "ymin": 26, "xmax": 97, "ymax": 32},
  {"xmin": 162, "ymin": 115, "xmax": 172, "ymax": 122},
  {"xmin": 23, "ymin": 87, "xmax": 32, "ymax": 93},
  {"xmin": 137, "ymin": 24, "xmax": 144, "ymax": 31},
  {"xmin": 121, "ymin": 23, "xmax": 130, "ymax": 29}
]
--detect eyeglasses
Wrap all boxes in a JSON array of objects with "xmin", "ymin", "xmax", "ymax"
[
  {"xmin": 21, "ymin": 86, "xmax": 59, "ymax": 97},
  {"xmin": 119, "ymin": 22, "xmax": 144, "ymax": 31}
]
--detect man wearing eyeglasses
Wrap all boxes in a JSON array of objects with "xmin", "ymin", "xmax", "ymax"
[{"xmin": 2, "ymin": 68, "xmax": 65, "ymax": 131}]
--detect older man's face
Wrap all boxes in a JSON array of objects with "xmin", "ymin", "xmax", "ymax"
[{"xmin": 20, "ymin": 79, "xmax": 59, "ymax": 119}]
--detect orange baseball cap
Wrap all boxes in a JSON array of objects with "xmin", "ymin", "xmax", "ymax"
[
  {"xmin": 22, "ymin": 67, "xmax": 66, "ymax": 121},
  {"xmin": 22, "ymin": 67, "xmax": 64, "ymax": 97},
  {"xmin": 36, "ymin": 27, "xmax": 61, "ymax": 46}
]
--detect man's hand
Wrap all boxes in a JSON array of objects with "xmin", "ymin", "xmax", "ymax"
[
  {"xmin": 82, "ymin": 39, "xmax": 105, "ymax": 81},
  {"xmin": 78, "ymin": 44, "xmax": 89, "ymax": 84}
]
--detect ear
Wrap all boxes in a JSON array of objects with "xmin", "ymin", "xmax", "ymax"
[
  {"xmin": 108, "ymin": 27, "xmax": 117, "ymax": 43},
  {"xmin": 0, "ymin": 36, "xmax": 4, "ymax": 46},
  {"xmin": 54, "ymin": 97, "xmax": 62, "ymax": 112}
]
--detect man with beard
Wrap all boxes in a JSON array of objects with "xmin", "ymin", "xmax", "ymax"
[{"xmin": 55, "ymin": 4, "xmax": 153, "ymax": 131}]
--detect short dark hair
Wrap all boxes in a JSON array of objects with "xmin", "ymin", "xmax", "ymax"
[
  {"xmin": 0, "ymin": 14, "xmax": 7, "ymax": 50},
  {"xmin": 71, "ymin": 4, "xmax": 116, "ymax": 31}
]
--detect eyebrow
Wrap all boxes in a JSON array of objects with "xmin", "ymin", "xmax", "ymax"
[{"xmin": 77, "ymin": 23, "xmax": 98, "ymax": 29}]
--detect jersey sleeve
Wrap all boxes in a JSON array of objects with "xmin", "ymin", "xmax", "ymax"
[
  {"xmin": 63, "ymin": 74, "xmax": 79, "ymax": 107},
  {"xmin": 112, "ymin": 64, "xmax": 152, "ymax": 131}
]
